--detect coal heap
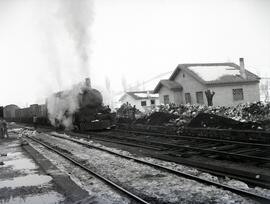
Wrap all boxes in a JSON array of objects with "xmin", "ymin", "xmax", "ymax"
[
  {"xmin": 188, "ymin": 112, "xmax": 262, "ymax": 130},
  {"xmin": 145, "ymin": 112, "xmax": 179, "ymax": 126},
  {"xmin": 117, "ymin": 117, "xmax": 133, "ymax": 124}
]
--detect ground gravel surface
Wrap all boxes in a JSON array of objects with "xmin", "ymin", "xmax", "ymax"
[
  {"xmin": 52, "ymin": 132, "xmax": 270, "ymax": 199},
  {"xmin": 22, "ymin": 130, "xmax": 261, "ymax": 204},
  {"xmin": 0, "ymin": 131, "xmax": 65, "ymax": 204},
  {"xmin": 22, "ymin": 134, "xmax": 131, "ymax": 203}
]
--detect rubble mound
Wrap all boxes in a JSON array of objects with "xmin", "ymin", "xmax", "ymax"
[
  {"xmin": 146, "ymin": 112, "xmax": 179, "ymax": 125},
  {"xmin": 188, "ymin": 113, "xmax": 262, "ymax": 130},
  {"xmin": 134, "ymin": 116, "xmax": 148, "ymax": 124},
  {"xmin": 117, "ymin": 101, "xmax": 270, "ymax": 130},
  {"xmin": 116, "ymin": 117, "xmax": 133, "ymax": 124}
]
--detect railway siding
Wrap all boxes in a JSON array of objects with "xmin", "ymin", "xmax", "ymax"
[
  {"xmin": 21, "ymin": 140, "xmax": 89, "ymax": 203},
  {"xmin": 21, "ymin": 129, "xmax": 269, "ymax": 203}
]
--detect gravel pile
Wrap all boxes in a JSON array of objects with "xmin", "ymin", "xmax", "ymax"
[
  {"xmin": 135, "ymin": 112, "xmax": 179, "ymax": 126},
  {"xmin": 140, "ymin": 102, "xmax": 270, "ymax": 130},
  {"xmin": 188, "ymin": 113, "xmax": 261, "ymax": 130}
]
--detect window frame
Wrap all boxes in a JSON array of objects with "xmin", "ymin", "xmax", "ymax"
[
  {"xmin": 232, "ymin": 88, "xmax": 244, "ymax": 101},
  {"xmin": 163, "ymin": 95, "xmax": 170, "ymax": 105},
  {"xmin": 196, "ymin": 91, "xmax": 204, "ymax": 104},
  {"xmin": 141, "ymin": 100, "xmax": 147, "ymax": 106},
  {"xmin": 185, "ymin": 93, "xmax": 191, "ymax": 104}
]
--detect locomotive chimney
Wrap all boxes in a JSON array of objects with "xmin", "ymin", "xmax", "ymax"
[
  {"xmin": 85, "ymin": 77, "xmax": 91, "ymax": 88},
  {"xmin": 239, "ymin": 58, "xmax": 247, "ymax": 79}
]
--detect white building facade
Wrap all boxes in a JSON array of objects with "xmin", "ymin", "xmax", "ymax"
[
  {"xmin": 119, "ymin": 91, "xmax": 160, "ymax": 112},
  {"xmin": 154, "ymin": 58, "xmax": 260, "ymax": 107}
]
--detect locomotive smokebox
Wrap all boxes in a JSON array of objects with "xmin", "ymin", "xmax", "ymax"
[
  {"xmin": 79, "ymin": 77, "xmax": 103, "ymax": 108},
  {"xmin": 85, "ymin": 77, "xmax": 91, "ymax": 88}
]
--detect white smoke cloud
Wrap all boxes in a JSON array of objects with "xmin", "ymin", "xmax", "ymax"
[
  {"xmin": 47, "ymin": 81, "xmax": 87, "ymax": 129},
  {"xmin": 58, "ymin": 0, "xmax": 94, "ymax": 78},
  {"xmin": 42, "ymin": 0, "xmax": 95, "ymax": 129}
]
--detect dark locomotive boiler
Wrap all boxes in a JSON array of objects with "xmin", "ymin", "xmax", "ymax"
[{"xmin": 73, "ymin": 78, "xmax": 116, "ymax": 131}]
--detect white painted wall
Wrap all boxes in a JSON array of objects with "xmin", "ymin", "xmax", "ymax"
[
  {"xmin": 157, "ymin": 68, "xmax": 260, "ymax": 106},
  {"xmin": 120, "ymin": 94, "xmax": 160, "ymax": 112},
  {"xmin": 158, "ymin": 69, "xmax": 207, "ymax": 105},
  {"xmin": 209, "ymin": 83, "xmax": 260, "ymax": 106},
  {"xmin": 158, "ymin": 86, "xmax": 178, "ymax": 104},
  {"xmin": 175, "ymin": 69, "xmax": 207, "ymax": 105}
]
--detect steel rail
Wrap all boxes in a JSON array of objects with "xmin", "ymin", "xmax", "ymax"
[
  {"xmin": 25, "ymin": 135, "xmax": 150, "ymax": 204},
  {"xmin": 86, "ymin": 131, "xmax": 270, "ymax": 163},
  {"xmin": 48, "ymin": 132, "xmax": 270, "ymax": 204},
  {"xmin": 184, "ymin": 127, "xmax": 270, "ymax": 135},
  {"xmin": 116, "ymin": 123, "xmax": 270, "ymax": 135},
  {"xmin": 22, "ymin": 127, "xmax": 270, "ymax": 186},
  {"xmin": 69, "ymin": 131, "xmax": 270, "ymax": 189},
  {"xmin": 115, "ymin": 129, "xmax": 270, "ymax": 149}
]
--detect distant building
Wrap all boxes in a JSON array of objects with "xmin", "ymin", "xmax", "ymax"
[
  {"xmin": 119, "ymin": 91, "xmax": 159, "ymax": 112},
  {"xmin": 154, "ymin": 58, "xmax": 260, "ymax": 106},
  {"xmin": 3, "ymin": 104, "xmax": 19, "ymax": 118}
]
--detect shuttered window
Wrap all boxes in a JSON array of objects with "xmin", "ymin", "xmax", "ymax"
[
  {"xmin": 233, "ymin": 88, "xmax": 244, "ymax": 101},
  {"xmin": 164, "ymin": 95, "xmax": 170, "ymax": 105},
  {"xmin": 196, "ymin": 91, "xmax": 204, "ymax": 104},
  {"xmin": 185, "ymin": 93, "xmax": 191, "ymax": 104},
  {"xmin": 141, "ymin": 101, "xmax": 147, "ymax": 106}
]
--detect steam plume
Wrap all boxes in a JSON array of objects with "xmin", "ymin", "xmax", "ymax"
[
  {"xmin": 46, "ymin": 80, "xmax": 89, "ymax": 129},
  {"xmin": 59, "ymin": 0, "xmax": 94, "ymax": 78}
]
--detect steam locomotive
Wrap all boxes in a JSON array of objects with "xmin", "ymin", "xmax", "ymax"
[
  {"xmin": 4, "ymin": 78, "xmax": 116, "ymax": 131},
  {"xmin": 72, "ymin": 78, "xmax": 116, "ymax": 130}
]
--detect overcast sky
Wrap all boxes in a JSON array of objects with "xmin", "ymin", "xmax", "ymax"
[{"xmin": 0, "ymin": 0, "xmax": 270, "ymax": 107}]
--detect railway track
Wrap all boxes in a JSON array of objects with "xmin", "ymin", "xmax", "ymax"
[
  {"xmin": 126, "ymin": 131, "xmax": 270, "ymax": 162},
  {"xmin": 60, "ymin": 129, "xmax": 270, "ymax": 189},
  {"xmin": 115, "ymin": 129, "xmax": 270, "ymax": 148},
  {"xmin": 24, "ymin": 135, "xmax": 150, "ymax": 204},
  {"xmin": 81, "ymin": 130, "xmax": 270, "ymax": 164},
  {"xmin": 25, "ymin": 131, "xmax": 270, "ymax": 203},
  {"xmin": 117, "ymin": 124, "xmax": 270, "ymax": 143},
  {"xmin": 19, "ymin": 124, "xmax": 270, "ymax": 189}
]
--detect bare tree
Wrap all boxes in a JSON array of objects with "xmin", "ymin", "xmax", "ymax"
[{"xmin": 205, "ymin": 90, "xmax": 215, "ymax": 106}]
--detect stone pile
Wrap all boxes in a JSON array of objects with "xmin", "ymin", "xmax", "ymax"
[{"xmin": 144, "ymin": 102, "xmax": 270, "ymax": 130}]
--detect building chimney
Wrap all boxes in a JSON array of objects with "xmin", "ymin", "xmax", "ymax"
[{"xmin": 239, "ymin": 58, "xmax": 247, "ymax": 79}]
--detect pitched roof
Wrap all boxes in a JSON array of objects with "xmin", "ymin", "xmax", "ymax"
[
  {"xmin": 170, "ymin": 63, "xmax": 260, "ymax": 85},
  {"xmin": 119, "ymin": 91, "xmax": 159, "ymax": 101},
  {"xmin": 154, "ymin": 80, "xmax": 183, "ymax": 93}
]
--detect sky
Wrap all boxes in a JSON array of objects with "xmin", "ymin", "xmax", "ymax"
[{"xmin": 0, "ymin": 0, "xmax": 270, "ymax": 107}]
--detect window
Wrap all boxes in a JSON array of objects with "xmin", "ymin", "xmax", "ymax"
[
  {"xmin": 185, "ymin": 93, "xmax": 191, "ymax": 104},
  {"xmin": 233, "ymin": 88, "xmax": 244, "ymax": 101},
  {"xmin": 141, "ymin": 101, "xmax": 147, "ymax": 106},
  {"xmin": 196, "ymin": 91, "xmax": 204, "ymax": 104},
  {"xmin": 150, "ymin": 99, "xmax": 155, "ymax": 105},
  {"xmin": 163, "ymin": 95, "xmax": 170, "ymax": 105}
]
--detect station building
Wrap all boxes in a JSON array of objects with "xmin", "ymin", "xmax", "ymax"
[
  {"xmin": 119, "ymin": 91, "xmax": 159, "ymax": 112},
  {"xmin": 154, "ymin": 58, "xmax": 260, "ymax": 106}
]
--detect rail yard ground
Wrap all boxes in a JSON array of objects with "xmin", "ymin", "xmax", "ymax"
[
  {"xmin": 0, "ymin": 132, "xmax": 65, "ymax": 204},
  {"xmin": 1, "ymin": 123, "xmax": 270, "ymax": 203},
  {"xmin": 0, "ymin": 128, "xmax": 89, "ymax": 204}
]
